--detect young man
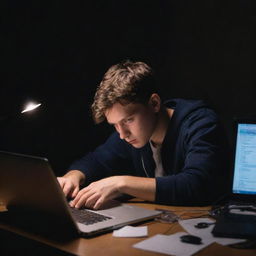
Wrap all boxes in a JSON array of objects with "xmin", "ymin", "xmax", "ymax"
[{"xmin": 58, "ymin": 60, "xmax": 229, "ymax": 209}]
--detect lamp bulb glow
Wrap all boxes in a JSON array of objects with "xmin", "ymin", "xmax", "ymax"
[{"xmin": 21, "ymin": 102, "xmax": 42, "ymax": 113}]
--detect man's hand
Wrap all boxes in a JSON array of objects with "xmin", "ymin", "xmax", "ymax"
[
  {"xmin": 69, "ymin": 176, "xmax": 124, "ymax": 210},
  {"xmin": 57, "ymin": 170, "xmax": 85, "ymax": 198},
  {"xmin": 69, "ymin": 176, "xmax": 156, "ymax": 210}
]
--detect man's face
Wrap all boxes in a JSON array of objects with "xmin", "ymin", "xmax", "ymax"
[{"xmin": 105, "ymin": 102, "xmax": 158, "ymax": 148}]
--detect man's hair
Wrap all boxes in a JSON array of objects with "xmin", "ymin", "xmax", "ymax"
[{"xmin": 91, "ymin": 60, "xmax": 157, "ymax": 123}]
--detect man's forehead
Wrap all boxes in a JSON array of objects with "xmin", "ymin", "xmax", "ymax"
[{"xmin": 105, "ymin": 102, "xmax": 144, "ymax": 124}]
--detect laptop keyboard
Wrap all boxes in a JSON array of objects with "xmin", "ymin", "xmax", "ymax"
[{"xmin": 70, "ymin": 207, "xmax": 112, "ymax": 225}]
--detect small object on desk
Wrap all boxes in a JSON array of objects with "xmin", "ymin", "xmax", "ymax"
[
  {"xmin": 113, "ymin": 225, "xmax": 148, "ymax": 237},
  {"xmin": 155, "ymin": 208, "xmax": 179, "ymax": 223},
  {"xmin": 194, "ymin": 222, "xmax": 215, "ymax": 229},
  {"xmin": 180, "ymin": 234, "xmax": 202, "ymax": 245}
]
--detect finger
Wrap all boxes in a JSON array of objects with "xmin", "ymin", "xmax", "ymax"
[
  {"xmin": 71, "ymin": 186, "xmax": 80, "ymax": 198},
  {"xmin": 82, "ymin": 193, "xmax": 100, "ymax": 209},
  {"xmin": 94, "ymin": 196, "xmax": 105, "ymax": 210},
  {"xmin": 57, "ymin": 177, "xmax": 65, "ymax": 189},
  {"xmin": 72, "ymin": 185, "xmax": 93, "ymax": 205},
  {"xmin": 70, "ymin": 189, "xmax": 88, "ymax": 207},
  {"xmin": 94, "ymin": 191, "xmax": 121, "ymax": 210},
  {"xmin": 63, "ymin": 183, "xmax": 74, "ymax": 197},
  {"xmin": 74, "ymin": 191, "xmax": 99, "ymax": 209}
]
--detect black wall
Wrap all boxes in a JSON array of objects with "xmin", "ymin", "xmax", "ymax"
[{"xmin": 1, "ymin": 1, "xmax": 255, "ymax": 175}]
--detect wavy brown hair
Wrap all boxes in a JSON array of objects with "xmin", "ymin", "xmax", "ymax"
[{"xmin": 91, "ymin": 60, "xmax": 157, "ymax": 123}]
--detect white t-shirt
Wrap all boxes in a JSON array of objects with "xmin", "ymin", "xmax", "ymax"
[{"xmin": 150, "ymin": 141, "xmax": 165, "ymax": 177}]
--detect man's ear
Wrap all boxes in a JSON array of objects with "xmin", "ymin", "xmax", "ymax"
[{"xmin": 148, "ymin": 93, "xmax": 161, "ymax": 113}]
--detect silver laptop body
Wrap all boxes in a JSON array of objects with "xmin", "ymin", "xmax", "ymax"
[{"xmin": 0, "ymin": 151, "xmax": 160, "ymax": 238}]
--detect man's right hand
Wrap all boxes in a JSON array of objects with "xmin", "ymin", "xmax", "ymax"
[{"xmin": 57, "ymin": 170, "xmax": 85, "ymax": 199}]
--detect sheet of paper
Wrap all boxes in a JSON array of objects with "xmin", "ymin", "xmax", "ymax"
[
  {"xmin": 133, "ymin": 232, "xmax": 212, "ymax": 256},
  {"xmin": 113, "ymin": 225, "xmax": 148, "ymax": 237},
  {"xmin": 178, "ymin": 217, "xmax": 246, "ymax": 245}
]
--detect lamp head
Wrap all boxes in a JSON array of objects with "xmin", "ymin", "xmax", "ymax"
[{"xmin": 21, "ymin": 102, "xmax": 42, "ymax": 114}]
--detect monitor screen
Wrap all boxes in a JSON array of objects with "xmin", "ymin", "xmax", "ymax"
[{"xmin": 232, "ymin": 123, "xmax": 256, "ymax": 195}]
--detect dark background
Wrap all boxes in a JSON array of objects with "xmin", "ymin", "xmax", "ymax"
[{"xmin": 1, "ymin": 1, "xmax": 255, "ymax": 175}]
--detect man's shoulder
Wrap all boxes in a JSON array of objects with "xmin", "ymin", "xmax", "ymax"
[
  {"xmin": 164, "ymin": 98, "xmax": 209, "ymax": 110},
  {"xmin": 165, "ymin": 98, "xmax": 217, "ymax": 123}
]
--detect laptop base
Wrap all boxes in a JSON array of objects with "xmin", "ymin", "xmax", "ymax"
[{"xmin": 212, "ymin": 211, "xmax": 256, "ymax": 239}]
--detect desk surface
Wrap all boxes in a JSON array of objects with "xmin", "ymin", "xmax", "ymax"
[{"xmin": 0, "ymin": 201, "xmax": 255, "ymax": 256}]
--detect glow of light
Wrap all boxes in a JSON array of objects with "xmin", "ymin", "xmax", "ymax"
[{"xmin": 21, "ymin": 102, "xmax": 42, "ymax": 113}]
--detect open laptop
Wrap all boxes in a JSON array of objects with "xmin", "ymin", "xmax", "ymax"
[
  {"xmin": 212, "ymin": 118, "xmax": 256, "ymax": 238},
  {"xmin": 0, "ymin": 151, "xmax": 160, "ymax": 240}
]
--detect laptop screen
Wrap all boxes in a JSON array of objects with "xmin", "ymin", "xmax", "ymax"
[{"xmin": 232, "ymin": 123, "xmax": 256, "ymax": 195}]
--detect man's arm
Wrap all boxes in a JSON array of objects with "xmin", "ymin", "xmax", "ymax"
[
  {"xmin": 57, "ymin": 132, "xmax": 137, "ymax": 208},
  {"xmin": 67, "ymin": 132, "xmax": 134, "ymax": 185},
  {"xmin": 69, "ymin": 176, "xmax": 156, "ymax": 209}
]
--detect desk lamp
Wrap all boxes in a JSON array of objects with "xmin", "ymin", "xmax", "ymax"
[{"xmin": 0, "ymin": 101, "xmax": 42, "ymax": 122}]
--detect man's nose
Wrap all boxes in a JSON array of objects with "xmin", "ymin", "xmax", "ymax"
[{"xmin": 118, "ymin": 125, "xmax": 130, "ymax": 140}]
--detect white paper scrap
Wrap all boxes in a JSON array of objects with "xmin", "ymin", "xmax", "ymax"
[
  {"xmin": 113, "ymin": 225, "xmax": 148, "ymax": 237},
  {"xmin": 178, "ymin": 217, "xmax": 246, "ymax": 246},
  {"xmin": 133, "ymin": 232, "xmax": 212, "ymax": 256}
]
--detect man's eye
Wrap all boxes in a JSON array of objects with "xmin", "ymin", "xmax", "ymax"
[{"xmin": 125, "ymin": 118, "xmax": 133, "ymax": 123}]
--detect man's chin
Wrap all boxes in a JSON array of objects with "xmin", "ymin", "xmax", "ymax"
[{"xmin": 131, "ymin": 142, "xmax": 147, "ymax": 149}]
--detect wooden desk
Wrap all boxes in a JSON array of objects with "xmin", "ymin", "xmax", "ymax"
[{"xmin": 0, "ymin": 201, "xmax": 255, "ymax": 256}]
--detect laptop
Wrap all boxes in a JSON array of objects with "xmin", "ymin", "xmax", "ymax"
[
  {"xmin": 211, "ymin": 118, "xmax": 256, "ymax": 238},
  {"xmin": 0, "ymin": 151, "xmax": 160, "ymax": 240}
]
